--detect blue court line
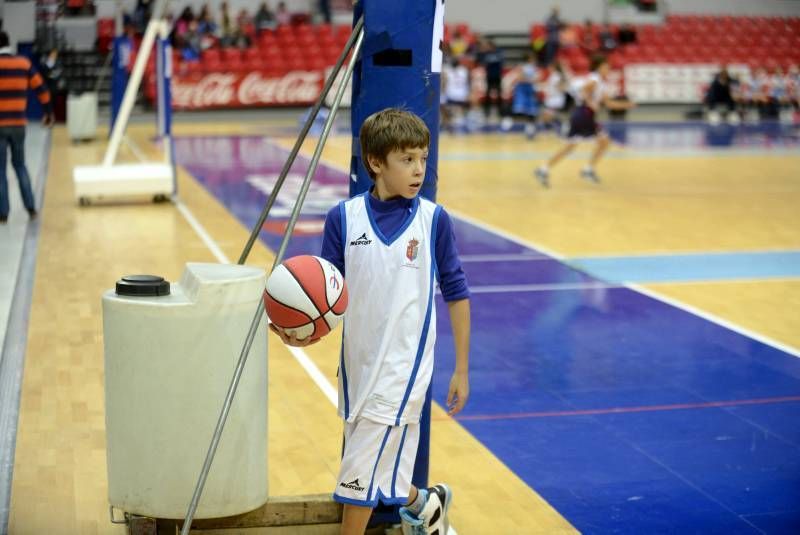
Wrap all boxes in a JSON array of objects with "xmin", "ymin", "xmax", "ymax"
[{"xmin": 568, "ymin": 251, "xmax": 800, "ymax": 284}]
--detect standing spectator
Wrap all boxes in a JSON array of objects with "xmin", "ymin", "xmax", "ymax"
[
  {"xmin": 598, "ymin": 24, "xmax": 618, "ymax": 53},
  {"xmin": 511, "ymin": 52, "xmax": 540, "ymax": 138},
  {"xmin": 197, "ymin": 4, "xmax": 217, "ymax": 35},
  {"xmin": 476, "ymin": 37, "xmax": 504, "ymax": 125},
  {"xmin": 579, "ymin": 19, "xmax": 598, "ymax": 56},
  {"xmin": 786, "ymin": 64, "xmax": 799, "ymax": 113},
  {"xmin": 134, "ymin": 0, "xmax": 153, "ymax": 33},
  {"xmin": 442, "ymin": 55, "xmax": 472, "ymax": 131},
  {"xmin": 544, "ymin": 6, "xmax": 563, "ymax": 66},
  {"xmin": 275, "ymin": 2, "xmax": 291, "ymax": 26},
  {"xmin": 318, "ymin": 0, "xmax": 331, "ymax": 24},
  {"xmin": 172, "ymin": 7, "xmax": 195, "ymax": 49},
  {"xmin": 618, "ymin": 23, "xmax": 637, "ymax": 46},
  {"xmin": 39, "ymin": 48, "xmax": 67, "ymax": 122},
  {"xmin": 219, "ymin": 1, "xmax": 234, "ymax": 46},
  {"xmin": 255, "ymin": 2, "xmax": 276, "ymax": 33},
  {"xmin": 705, "ymin": 67, "xmax": 738, "ymax": 123},
  {"xmin": 182, "ymin": 20, "xmax": 202, "ymax": 60},
  {"xmin": 0, "ymin": 31, "xmax": 54, "ymax": 224}
]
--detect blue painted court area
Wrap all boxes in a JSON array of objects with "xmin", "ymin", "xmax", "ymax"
[
  {"xmin": 570, "ymin": 250, "xmax": 800, "ymax": 283},
  {"xmin": 175, "ymin": 135, "xmax": 800, "ymax": 534}
]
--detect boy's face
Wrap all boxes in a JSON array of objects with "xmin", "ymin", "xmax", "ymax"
[{"xmin": 369, "ymin": 147, "xmax": 428, "ymax": 200}]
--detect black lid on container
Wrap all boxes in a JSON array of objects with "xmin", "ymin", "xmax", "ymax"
[{"xmin": 116, "ymin": 275, "xmax": 171, "ymax": 297}]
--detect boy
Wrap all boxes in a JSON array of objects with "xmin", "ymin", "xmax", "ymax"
[
  {"xmin": 272, "ymin": 108, "xmax": 471, "ymax": 535},
  {"xmin": 534, "ymin": 56, "xmax": 634, "ymax": 187}
]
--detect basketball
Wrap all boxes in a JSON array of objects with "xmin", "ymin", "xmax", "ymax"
[{"xmin": 264, "ymin": 255, "xmax": 348, "ymax": 341}]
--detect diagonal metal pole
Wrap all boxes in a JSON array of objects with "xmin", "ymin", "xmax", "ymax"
[
  {"xmin": 180, "ymin": 26, "xmax": 365, "ymax": 535},
  {"xmin": 237, "ymin": 15, "xmax": 364, "ymax": 266}
]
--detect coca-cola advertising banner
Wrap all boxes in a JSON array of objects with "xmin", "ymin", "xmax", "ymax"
[{"xmin": 171, "ymin": 70, "xmax": 330, "ymax": 109}]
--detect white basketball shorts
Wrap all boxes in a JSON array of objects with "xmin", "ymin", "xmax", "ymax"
[{"xmin": 333, "ymin": 418, "xmax": 421, "ymax": 507}]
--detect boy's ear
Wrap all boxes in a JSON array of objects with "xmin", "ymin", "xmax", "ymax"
[{"xmin": 366, "ymin": 154, "xmax": 383, "ymax": 174}]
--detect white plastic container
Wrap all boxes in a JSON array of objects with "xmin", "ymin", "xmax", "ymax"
[
  {"xmin": 103, "ymin": 263, "xmax": 268, "ymax": 519},
  {"xmin": 66, "ymin": 91, "xmax": 97, "ymax": 141}
]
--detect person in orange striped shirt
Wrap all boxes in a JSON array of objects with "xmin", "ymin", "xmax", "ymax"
[{"xmin": 0, "ymin": 31, "xmax": 54, "ymax": 224}]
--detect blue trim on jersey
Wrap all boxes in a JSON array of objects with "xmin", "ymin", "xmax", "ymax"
[
  {"xmin": 365, "ymin": 426, "xmax": 393, "ymax": 502},
  {"xmin": 391, "ymin": 424, "xmax": 409, "ymax": 498},
  {"xmin": 338, "ymin": 200, "xmax": 347, "ymax": 257},
  {"xmin": 394, "ymin": 231, "xmax": 437, "ymax": 426},
  {"xmin": 339, "ymin": 337, "xmax": 350, "ymax": 419},
  {"xmin": 431, "ymin": 206, "xmax": 442, "ymax": 282},
  {"xmin": 365, "ymin": 194, "xmax": 420, "ymax": 246},
  {"xmin": 332, "ymin": 491, "xmax": 408, "ymax": 507}
]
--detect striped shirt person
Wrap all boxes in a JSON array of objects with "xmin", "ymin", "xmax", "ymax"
[{"xmin": 0, "ymin": 31, "xmax": 54, "ymax": 224}]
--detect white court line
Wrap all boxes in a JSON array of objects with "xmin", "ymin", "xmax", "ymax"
[
  {"xmin": 468, "ymin": 283, "xmax": 619, "ymax": 294},
  {"xmin": 448, "ymin": 208, "xmax": 800, "ymax": 359},
  {"xmin": 123, "ymin": 134, "xmax": 148, "ymax": 162},
  {"xmin": 174, "ymin": 200, "xmax": 230, "ymax": 264}
]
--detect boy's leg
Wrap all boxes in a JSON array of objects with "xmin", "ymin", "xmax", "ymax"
[
  {"xmin": 534, "ymin": 141, "xmax": 576, "ymax": 188},
  {"xmin": 589, "ymin": 134, "xmax": 610, "ymax": 167},
  {"xmin": 340, "ymin": 504, "xmax": 373, "ymax": 535},
  {"xmin": 582, "ymin": 133, "xmax": 610, "ymax": 183},
  {"xmin": 8, "ymin": 127, "xmax": 36, "ymax": 214}
]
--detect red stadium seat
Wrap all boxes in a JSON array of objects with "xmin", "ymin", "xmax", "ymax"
[{"xmin": 221, "ymin": 48, "xmax": 242, "ymax": 61}]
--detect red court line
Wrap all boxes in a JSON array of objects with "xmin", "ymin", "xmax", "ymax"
[{"xmin": 445, "ymin": 395, "xmax": 800, "ymax": 422}]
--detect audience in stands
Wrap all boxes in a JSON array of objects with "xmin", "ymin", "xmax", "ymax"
[
  {"xmin": 255, "ymin": 2, "xmax": 277, "ymax": 33},
  {"xmin": 544, "ymin": 7, "xmax": 564, "ymax": 66},
  {"xmin": 275, "ymin": 2, "xmax": 291, "ymax": 26}
]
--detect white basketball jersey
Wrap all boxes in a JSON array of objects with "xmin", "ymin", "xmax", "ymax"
[{"xmin": 339, "ymin": 194, "xmax": 441, "ymax": 426}]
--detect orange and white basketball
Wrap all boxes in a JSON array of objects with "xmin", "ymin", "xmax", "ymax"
[{"xmin": 264, "ymin": 255, "xmax": 348, "ymax": 341}]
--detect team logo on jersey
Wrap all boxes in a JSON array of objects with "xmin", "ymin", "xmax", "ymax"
[
  {"xmin": 339, "ymin": 478, "xmax": 366, "ymax": 492},
  {"xmin": 350, "ymin": 232, "xmax": 372, "ymax": 246},
  {"xmin": 406, "ymin": 238, "xmax": 420, "ymax": 261}
]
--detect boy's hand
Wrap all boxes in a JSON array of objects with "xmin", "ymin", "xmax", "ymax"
[
  {"xmin": 446, "ymin": 371, "xmax": 469, "ymax": 416},
  {"xmin": 269, "ymin": 323, "xmax": 320, "ymax": 347}
]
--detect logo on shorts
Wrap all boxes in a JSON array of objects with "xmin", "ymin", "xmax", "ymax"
[
  {"xmin": 350, "ymin": 233, "xmax": 372, "ymax": 246},
  {"xmin": 340, "ymin": 478, "xmax": 366, "ymax": 492}
]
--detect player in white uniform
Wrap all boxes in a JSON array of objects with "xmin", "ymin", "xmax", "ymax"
[
  {"xmin": 272, "ymin": 109, "xmax": 471, "ymax": 535},
  {"xmin": 539, "ymin": 61, "xmax": 570, "ymax": 134},
  {"xmin": 534, "ymin": 56, "xmax": 634, "ymax": 187}
]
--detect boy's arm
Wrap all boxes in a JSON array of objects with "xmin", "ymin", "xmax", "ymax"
[
  {"xmin": 434, "ymin": 209, "xmax": 471, "ymax": 415},
  {"xmin": 446, "ymin": 298, "xmax": 470, "ymax": 416}
]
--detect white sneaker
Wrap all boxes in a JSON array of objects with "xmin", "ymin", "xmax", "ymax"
[
  {"xmin": 500, "ymin": 117, "xmax": 514, "ymax": 131},
  {"xmin": 534, "ymin": 167, "xmax": 550, "ymax": 188},
  {"xmin": 399, "ymin": 484, "xmax": 453, "ymax": 535}
]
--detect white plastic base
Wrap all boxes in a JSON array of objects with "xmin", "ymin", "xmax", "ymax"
[{"xmin": 73, "ymin": 163, "xmax": 173, "ymax": 204}]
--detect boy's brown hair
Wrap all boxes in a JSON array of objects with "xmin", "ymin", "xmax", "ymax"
[{"xmin": 359, "ymin": 108, "xmax": 430, "ymax": 180}]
